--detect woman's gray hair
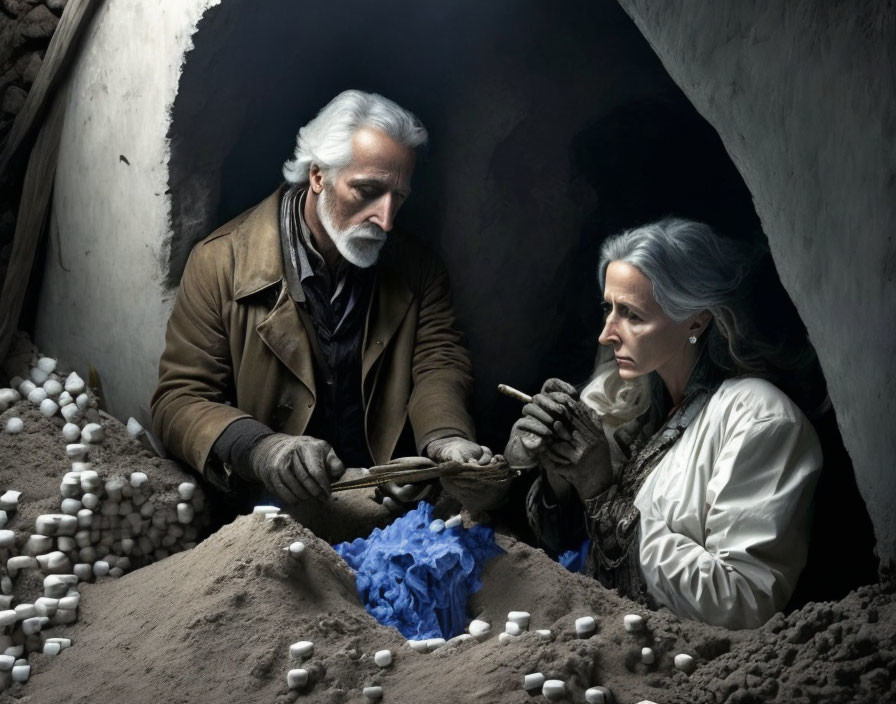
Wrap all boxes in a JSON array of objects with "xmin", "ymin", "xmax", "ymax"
[
  {"xmin": 282, "ymin": 90, "xmax": 428, "ymax": 184},
  {"xmin": 599, "ymin": 217, "xmax": 804, "ymax": 379}
]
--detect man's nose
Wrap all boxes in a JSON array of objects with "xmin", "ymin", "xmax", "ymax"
[{"xmin": 370, "ymin": 194, "xmax": 398, "ymax": 232}]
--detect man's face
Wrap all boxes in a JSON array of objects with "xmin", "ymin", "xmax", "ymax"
[{"xmin": 314, "ymin": 127, "xmax": 416, "ymax": 268}]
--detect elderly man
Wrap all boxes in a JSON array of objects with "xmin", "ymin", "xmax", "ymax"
[{"xmin": 151, "ymin": 90, "xmax": 490, "ymax": 511}]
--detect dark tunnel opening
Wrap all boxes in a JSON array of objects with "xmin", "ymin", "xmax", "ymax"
[{"xmin": 166, "ymin": 0, "xmax": 878, "ymax": 601}]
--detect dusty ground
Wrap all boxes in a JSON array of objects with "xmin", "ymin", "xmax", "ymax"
[{"xmin": 0, "ymin": 355, "xmax": 893, "ymax": 702}]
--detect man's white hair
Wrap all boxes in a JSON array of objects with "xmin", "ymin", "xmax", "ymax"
[{"xmin": 282, "ymin": 90, "xmax": 428, "ymax": 184}]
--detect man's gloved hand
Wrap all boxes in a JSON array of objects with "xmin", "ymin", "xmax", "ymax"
[
  {"xmin": 240, "ymin": 433, "xmax": 346, "ymax": 504},
  {"xmin": 425, "ymin": 436, "xmax": 495, "ymax": 465}
]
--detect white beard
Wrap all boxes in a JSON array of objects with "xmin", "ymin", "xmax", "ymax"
[{"xmin": 316, "ymin": 187, "xmax": 387, "ymax": 268}]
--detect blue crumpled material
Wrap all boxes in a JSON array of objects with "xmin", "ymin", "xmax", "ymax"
[
  {"xmin": 334, "ymin": 502, "xmax": 503, "ymax": 640},
  {"xmin": 558, "ymin": 537, "xmax": 590, "ymax": 573}
]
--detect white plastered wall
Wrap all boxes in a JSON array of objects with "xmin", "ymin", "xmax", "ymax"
[{"xmin": 35, "ymin": 0, "xmax": 220, "ymax": 427}]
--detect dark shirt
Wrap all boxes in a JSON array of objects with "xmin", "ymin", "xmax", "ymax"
[{"xmin": 279, "ymin": 186, "xmax": 374, "ymax": 468}]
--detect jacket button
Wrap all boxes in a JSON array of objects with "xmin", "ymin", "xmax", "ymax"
[{"xmin": 376, "ymin": 340, "xmax": 383, "ymax": 346}]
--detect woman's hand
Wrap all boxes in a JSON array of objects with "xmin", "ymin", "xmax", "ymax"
[
  {"xmin": 504, "ymin": 378, "xmax": 578, "ymax": 468},
  {"xmin": 504, "ymin": 378, "xmax": 614, "ymax": 502}
]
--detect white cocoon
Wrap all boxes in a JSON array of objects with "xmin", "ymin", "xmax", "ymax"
[
  {"xmin": 0, "ymin": 511, "xmax": 6, "ymax": 528},
  {"xmin": 497, "ymin": 632, "xmax": 517, "ymax": 645},
  {"xmin": 0, "ymin": 491, "xmax": 20, "ymax": 511},
  {"xmin": 129, "ymin": 472, "xmax": 148, "ymax": 488},
  {"xmin": 11, "ymin": 664, "xmax": 29, "ymax": 682},
  {"xmin": 57, "ymin": 391, "xmax": 73, "ymax": 407},
  {"xmin": 81, "ymin": 423, "xmax": 104, "ymax": 444},
  {"xmin": 290, "ymin": 641, "xmax": 314, "ymax": 658},
  {"xmin": 64, "ymin": 372, "xmax": 84, "ymax": 395},
  {"xmin": 18, "ymin": 380, "xmax": 35, "ymax": 396},
  {"xmin": 73, "ymin": 563, "xmax": 92, "ymax": 580},
  {"xmin": 30, "ymin": 368, "xmax": 49, "ymax": 385},
  {"xmin": 507, "ymin": 611, "xmax": 530, "ymax": 629},
  {"xmin": 288, "ymin": 541, "xmax": 305, "ymax": 558},
  {"xmin": 0, "ymin": 655, "xmax": 12, "ymax": 671},
  {"xmin": 4, "ymin": 418, "xmax": 23, "ymax": 434},
  {"xmin": 75, "ymin": 393, "xmax": 89, "ymax": 411},
  {"xmin": 287, "ymin": 669, "xmax": 308, "ymax": 689},
  {"xmin": 177, "ymin": 482, "xmax": 196, "ymax": 500},
  {"xmin": 58, "ymin": 594, "xmax": 79, "ymax": 610},
  {"xmin": 22, "ymin": 617, "xmax": 49, "ymax": 635},
  {"xmin": 623, "ymin": 613, "xmax": 645, "ymax": 633},
  {"xmin": 37, "ymin": 357, "xmax": 57, "ymax": 374},
  {"xmin": 575, "ymin": 616, "xmax": 596, "ymax": 637},
  {"xmin": 66, "ymin": 443, "xmax": 90, "ymax": 460},
  {"xmin": 39, "ymin": 399, "xmax": 59, "ymax": 417},
  {"xmin": 674, "ymin": 653, "xmax": 696, "ymax": 673},
  {"xmin": 177, "ymin": 503, "xmax": 194, "ymax": 524},
  {"xmin": 468, "ymin": 619, "xmax": 491, "ymax": 638},
  {"xmin": 0, "ymin": 530, "xmax": 13, "ymax": 548},
  {"xmin": 34, "ymin": 597, "xmax": 58, "ymax": 617},
  {"xmin": 0, "ymin": 612, "xmax": 15, "ymax": 628},
  {"xmin": 523, "ymin": 672, "xmax": 545, "ymax": 691},
  {"xmin": 61, "ymin": 498, "xmax": 82, "ymax": 515},
  {"xmin": 641, "ymin": 647, "xmax": 655, "ymax": 665},
  {"xmin": 14, "ymin": 603, "xmax": 36, "ymax": 619},
  {"xmin": 24, "ymin": 535, "xmax": 52, "ymax": 556},
  {"xmin": 425, "ymin": 638, "xmax": 445, "ymax": 652},
  {"xmin": 0, "ymin": 389, "xmax": 18, "ymax": 406},
  {"xmin": 62, "ymin": 423, "xmax": 81, "ymax": 442},
  {"xmin": 93, "ymin": 561, "xmax": 110, "ymax": 577},
  {"xmin": 373, "ymin": 649, "xmax": 392, "ymax": 667},
  {"xmin": 362, "ymin": 686, "xmax": 383, "ymax": 701},
  {"xmin": 585, "ymin": 686, "xmax": 613, "ymax": 703},
  {"xmin": 43, "ymin": 641, "xmax": 62, "ymax": 656},
  {"xmin": 542, "ymin": 680, "xmax": 567, "ymax": 701},
  {"xmin": 82, "ymin": 493, "xmax": 99, "ymax": 510},
  {"xmin": 27, "ymin": 388, "xmax": 48, "ymax": 405},
  {"xmin": 60, "ymin": 403, "xmax": 83, "ymax": 423},
  {"xmin": 126, "ymin": 417, "xmax": 144, "ymax": 437},
  {"xmin": 445, "ymin": 514, "xmax": 463, "ymax": 529},
  {"xmin": 7, "ymin": 556, "xmax": 37, "ymax": 574},
  {"xmin": 504, "ymin": 622, "xmax": 522, "ymax": 636},
  {"xmin": 406, "ymin": 640, "xmax": 428, "ymax": 653},
  {"xmin": 43, "ymin": 379, "xmax": 63, "ymax": 397}
]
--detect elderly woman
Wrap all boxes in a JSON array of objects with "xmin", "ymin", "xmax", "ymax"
[{"xmin": 504, "ymin": 217, "xmax": 822, "ymax": 630}]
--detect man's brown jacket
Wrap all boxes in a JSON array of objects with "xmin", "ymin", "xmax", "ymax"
[{"xmin": 151, "ymin": 189, "xmax": 475, "ymax": 488}]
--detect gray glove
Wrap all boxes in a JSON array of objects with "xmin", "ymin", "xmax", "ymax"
[
  {"xmin": 505, "ymin": 378, "xmax": 613, "ymax": 502},
  {"xmin": 425, "ymin": 436, "xmax": 495, "ymax": 465},
  {"xmin": 242, "ymin": 433, "xmax": 345, "ymax": 503}
]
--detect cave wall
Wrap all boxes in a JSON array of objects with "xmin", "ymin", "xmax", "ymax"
[
  {"xmin": 32, "ymin": 0, "xmax": 221, "ymax": 425},
  {"xmin": 617, "ymin": 0, "xmax": 896, "ymax": 570}
]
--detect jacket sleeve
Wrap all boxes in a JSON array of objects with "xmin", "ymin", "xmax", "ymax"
[
  {"xmin": 635, "ymin": 412, "xmax": 822, "ymax": 629},
  {"xmin": 150, "ymin": 242, "xmax": 251, "ymax": 483},
  {"xmin": 406, "ymin": 256, "xmax": 476, "ymax": 452}
]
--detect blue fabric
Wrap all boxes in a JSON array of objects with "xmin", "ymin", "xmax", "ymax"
[
  {"xmin": 558, "ymin": 538, "xmax": 590, "ymax": 573},
  {"xmin": 334, "ymin": 502, "xmax": 503, "ymax": 640}
]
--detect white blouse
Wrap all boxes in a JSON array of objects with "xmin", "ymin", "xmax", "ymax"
[{"xmin": 631, "ymin": 377, "xmax": 822, "ymax": 629}]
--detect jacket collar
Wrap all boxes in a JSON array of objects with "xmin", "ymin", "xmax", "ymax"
[{"xmin": 232, "ymin": 187, "xmax": 286, "ymax": 301}]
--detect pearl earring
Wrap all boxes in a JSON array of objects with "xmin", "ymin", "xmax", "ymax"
[{"xmin": 688, "ymin": 335, "xmax": 697, "ymax": 344}]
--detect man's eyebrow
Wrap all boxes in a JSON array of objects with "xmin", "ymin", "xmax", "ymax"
[{"xmin": 348, "ymin": 177, "xmax": 411, "ymax": 196}]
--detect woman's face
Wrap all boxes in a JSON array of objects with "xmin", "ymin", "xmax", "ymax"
[{"xmin": 598, "ymin": 261, "xmax": 697, "ymax": 384}]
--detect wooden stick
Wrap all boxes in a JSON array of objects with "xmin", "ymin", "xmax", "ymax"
[{"xmin": 497, "ymin": 383, "xmax": 532, "ymax": 404}]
